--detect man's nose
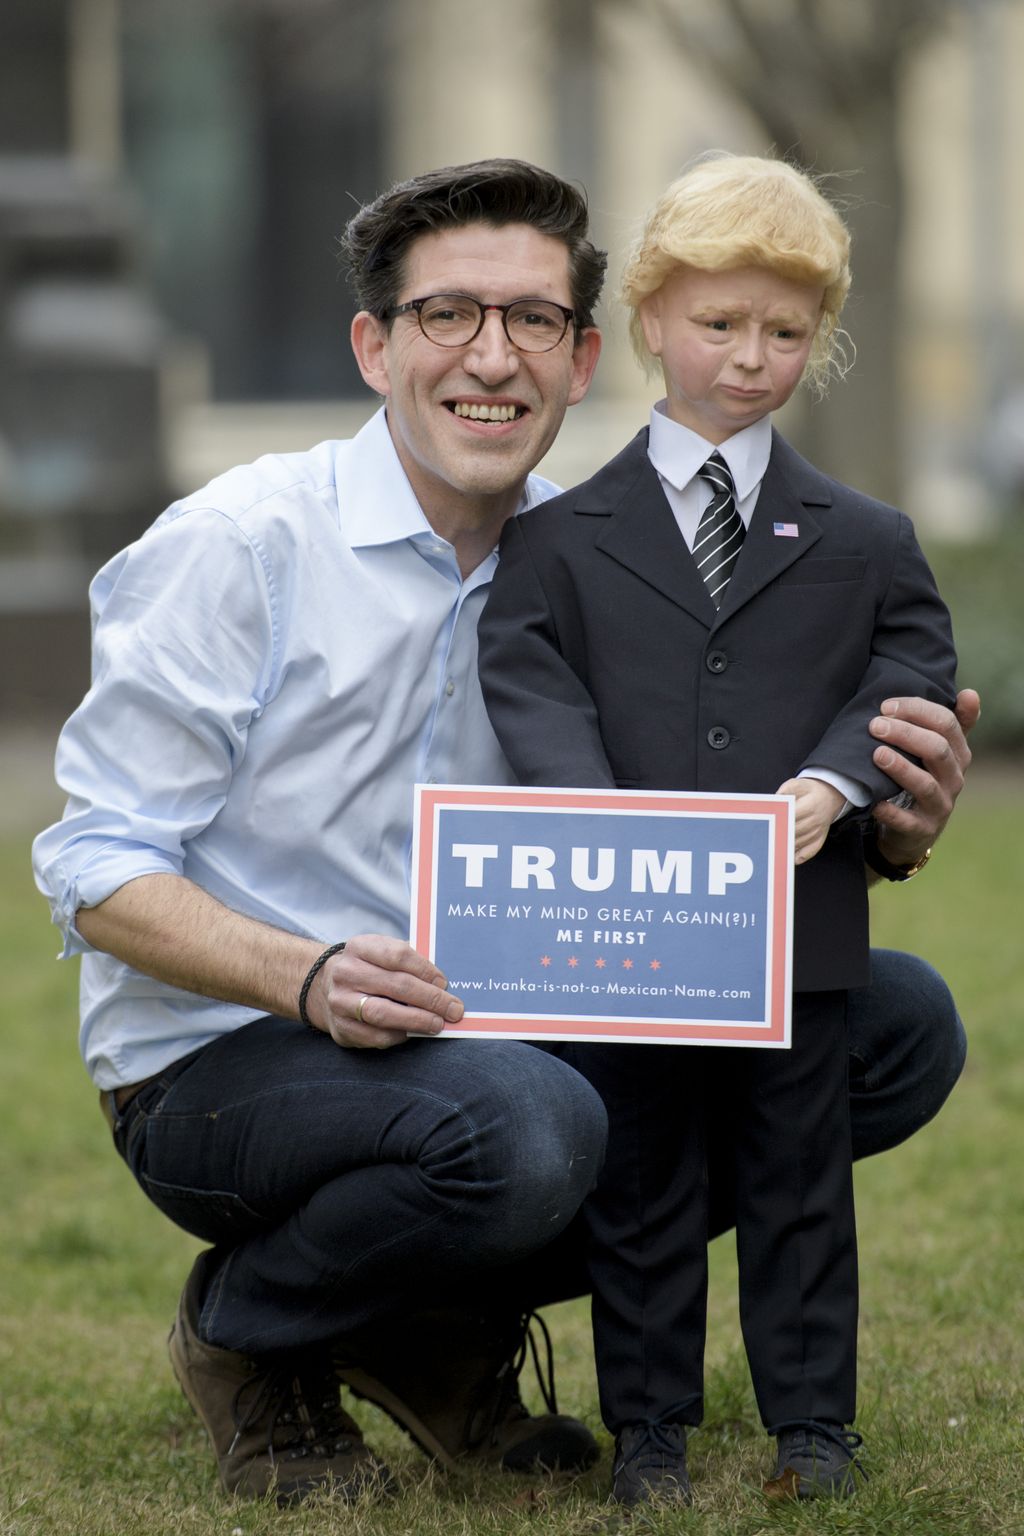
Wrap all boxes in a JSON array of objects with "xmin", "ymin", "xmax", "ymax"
[{"xmin": 464, "ymin": 309, "xmax": 520, "ymax": 380}]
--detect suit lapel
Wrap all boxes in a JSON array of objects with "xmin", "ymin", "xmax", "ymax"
[
  {"xmin": 715, "ymin": 430, "xmax": 832, "ymax": 624},
  {"xmin": 573, "ymin": 428, "xmax": 836, "ymax": 629},
  {"xmin": 578, "ymin": 432, "xmax": 715, "ymax": 627}
]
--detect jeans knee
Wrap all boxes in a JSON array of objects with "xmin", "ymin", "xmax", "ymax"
[
  {"xmin": 848, "ymin": 949, "xmax": 966, "ymax": 1157},
  {"xmin": 455, "ymin": 1046, "xmax": 607, "ymax": 1261},
  {"xmin": 517, "ymin": 1051, "xmax": 609, "ymax": 1203},
  {"xmin": 858, "ymin": 948, "xmax": 967, "ymax": 1086}
]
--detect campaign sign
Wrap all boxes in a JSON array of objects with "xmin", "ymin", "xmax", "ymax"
[{"xmin": 411, "ymin": 785, "xmax": 793, "ymax": 1047}]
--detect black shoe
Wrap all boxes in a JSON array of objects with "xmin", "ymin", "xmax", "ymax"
[
  {"xmin": 611, "ymin": 1421, "xmax": 691, "ymax": 1506},
  {"xmin": 771, "ymin": 1420, "xmax": 866, "ymax": 1498}
]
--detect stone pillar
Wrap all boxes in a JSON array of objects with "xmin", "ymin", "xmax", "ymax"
[{"xmin": 386, "ymin": 0, "xmax": 556, "ymax": 177}]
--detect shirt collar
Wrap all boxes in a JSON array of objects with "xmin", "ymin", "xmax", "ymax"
[
  {"xmin": 648, "ymin": 400, "xmax": 773, "ymax": 502},
  {"xmin": 336, "ymin": 405, "xmax": 561, "ymax": 553},
  {"xmin": 335, "ymin": 407, "xmax": 435, "ymax": 548}
]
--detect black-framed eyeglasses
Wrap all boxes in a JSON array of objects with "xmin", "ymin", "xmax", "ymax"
[{"xmin": 383, "ymin": 294, "xmax": 576, "ymax": 353}]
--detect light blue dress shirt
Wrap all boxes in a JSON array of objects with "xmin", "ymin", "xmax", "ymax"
[{"xmin": 32, "ymin": 408, "xmax": 560, "ymax": 1087}]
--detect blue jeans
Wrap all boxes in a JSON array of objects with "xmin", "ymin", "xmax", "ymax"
[
  {"xmin": 111, "ymin": 947, "xmax": 964, "ymax": 1355},
  {"xmin": 113, "ymin": 1019, "xmax": 608, "ymax": 1355},
  {"xmin": 846, "ymin": 947, "xmax": 967, "ymax": 1158}
]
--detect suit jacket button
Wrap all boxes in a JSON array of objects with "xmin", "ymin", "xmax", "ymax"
[
  {"xmin": 707, "ymin": 726, "xmax": 731, "ymax": 749},
  {"xmin": 706, "ymin": 650, "xmax": 728, "ymax": 674}
]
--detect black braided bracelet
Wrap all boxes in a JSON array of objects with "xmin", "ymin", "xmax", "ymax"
[{"xmin": 298, "ymin": 941, "xmax": 346, "ymax": 1027}]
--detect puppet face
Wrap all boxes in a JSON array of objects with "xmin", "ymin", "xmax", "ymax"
[{"xmin": 640, "ymin": 264, "xmax": 823, "ymax": 444}]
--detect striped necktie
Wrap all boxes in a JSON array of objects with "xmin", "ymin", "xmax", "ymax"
[{"xmin": 695, "ymin": 451, "xmax": 745, "ymax": 607}]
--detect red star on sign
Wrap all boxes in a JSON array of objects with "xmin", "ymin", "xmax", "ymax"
[
  {"xmin": 595, "ymin": 957, "xmax": 607, "ymax": 969},
  {"xmin": 622, "ymin": 958, "xmax": 634, "ymax": 970},
  {"xmin": 567, "ymin": 956, "xmax": 579, "ymax": 968},
  {"xmin": 650, "ymin": 959, "xmax": 662, "ymax": 971},
  {"xmin": 540, "ymin": 956, "xmax": 551, "ymax": 967}
]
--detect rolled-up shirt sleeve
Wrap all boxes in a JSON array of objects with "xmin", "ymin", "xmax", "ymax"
[{"xmin": 32, "ymin": 504, "xmax": 277, "ymax": 955}]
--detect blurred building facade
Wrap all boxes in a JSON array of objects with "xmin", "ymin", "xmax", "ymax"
[{"xmin": 2, "ymin": 0, "xmax": 1022, "ymax": 716}]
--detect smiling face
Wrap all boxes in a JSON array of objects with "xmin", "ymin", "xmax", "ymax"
[
  {"xmin": 351, "ymin": 222, "xmax": 600, "ymax": 542},
  {"xmin": 639, "ymin": 264, "xmax": 824, "ymax": 444}
]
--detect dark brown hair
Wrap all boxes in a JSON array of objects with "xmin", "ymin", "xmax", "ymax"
[{"xmin": 341, "ymin": 159, "xmax": 607, "ymax": 331}]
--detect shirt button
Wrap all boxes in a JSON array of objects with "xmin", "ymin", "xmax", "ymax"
[
  {"xmin": 445, "ymin": 681, "xmax": 455, "ymax": 697},
  {"xmin": 706, "ymin": 650, "xmax": 728, "ymax": 674},
  {"xmin": 707, "ymin": 726, "xmax": 731, "ymax": 750}
]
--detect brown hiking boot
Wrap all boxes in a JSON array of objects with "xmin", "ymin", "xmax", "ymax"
[
  {"xmin": 168, "ymin": 1252, "xmax": 394, "ymax": 1505},
  {"xmin": 336, "ymin": 1307, "xmax": 599, "ymax": 1473}
]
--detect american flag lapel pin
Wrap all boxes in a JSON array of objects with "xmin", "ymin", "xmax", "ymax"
[{"xmin": 773, "ymin": 521, "xmax": 799, "ymax": 537}]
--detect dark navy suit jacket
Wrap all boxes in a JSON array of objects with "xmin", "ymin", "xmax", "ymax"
[{"xmin": 478, "ymin": 428, "xmax": 958, "ymax": 991}]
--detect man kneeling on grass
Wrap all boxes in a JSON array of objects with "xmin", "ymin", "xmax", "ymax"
[{"xmin": 33, "ymin": 156, "xmax": 973, "ymax": 1508}]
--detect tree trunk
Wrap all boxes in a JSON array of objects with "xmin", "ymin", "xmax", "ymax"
[{"xmin": 794, "ymin": 107, "xmax": 905, "ymax": 505}]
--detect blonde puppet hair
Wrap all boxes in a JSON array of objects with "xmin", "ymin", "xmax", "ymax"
[{"xmin": 620, "ymin": 154, "xmax": 853, "ymax": 392}]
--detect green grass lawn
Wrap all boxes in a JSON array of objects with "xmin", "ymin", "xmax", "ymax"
[{"xmin": 1, "ymin": 783, "xmax": 1021, "ymax": 1535}]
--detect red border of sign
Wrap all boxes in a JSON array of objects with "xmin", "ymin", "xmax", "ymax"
[{"xmin": 411, "ymin": 785, "xmax": 793, "ymax": 1047}]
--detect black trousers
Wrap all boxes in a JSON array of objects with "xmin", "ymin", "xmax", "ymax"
[{"xmin": 567, "ymin": 991, "xmax": 857, "ymax": 1435}]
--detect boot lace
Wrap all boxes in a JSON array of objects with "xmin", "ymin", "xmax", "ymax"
[
  {"xmin": 464, "ymin": 1310, "xmax": 559, "ymax": 1452},
  {"xmin": 613, "ymin": 1416, "xmax": 688, "ymax": 1477},
  {"xmin": 229, "ymin": 1360, "xmax": 361, "ymax": 1465},
  {"xmin": 775, "ymin": 1419, "xmax": 867, "ymax": 1480}
]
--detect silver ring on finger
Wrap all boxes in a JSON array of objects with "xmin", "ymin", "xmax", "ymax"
[{"xmin": 355, "ymin": 994, "xmax": 371, "ymax": 1025}]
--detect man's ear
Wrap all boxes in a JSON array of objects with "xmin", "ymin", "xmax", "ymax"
[
  {"xmin": 567, "ymin": 327, "xmax": 603, "ymax": 407},
  {"xmin": 350, "ymin": 311, "xmax": 391, "ymax": 397}
]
